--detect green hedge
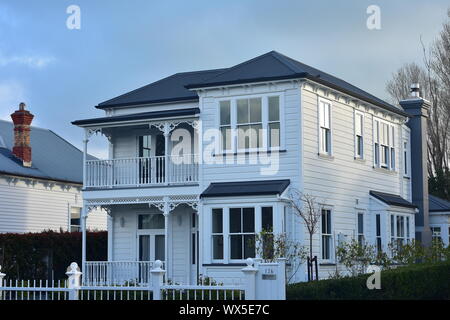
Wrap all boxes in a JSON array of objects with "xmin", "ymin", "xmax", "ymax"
[
  {"xmin": 0, "ymin": 230, "xmax": 107, "ymax": 280},
  {"xmin": 287, "ymin": 261, "xmax": 450, "ymax": 300}
]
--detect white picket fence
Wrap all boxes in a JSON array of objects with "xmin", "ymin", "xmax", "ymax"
[{"xmin": 0, "ymin": 260, "xmax": 258, "ymax": 301}]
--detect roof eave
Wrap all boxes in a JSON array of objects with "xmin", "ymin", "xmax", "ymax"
[{"xmin": 95, "ymin": 96, "xmax": 199, "ymax": 109}]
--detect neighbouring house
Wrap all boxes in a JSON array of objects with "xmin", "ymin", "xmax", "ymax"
[
  {"xmin": 0, "ymin": 103, "xmax": 106, "ymax": 233},
  {"xmin": 72, "ymin": 51, "xmax": 436, "ymax": 284},
  {"xmin": 429, "ymin": 195, "xmax": 450, "ymax": 246}
]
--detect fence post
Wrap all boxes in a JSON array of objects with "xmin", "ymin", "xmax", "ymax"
[
  {"xmin": 151, "ymin": 260, "xmax": 165, "ymax": 300},
  {"xmin": 66, "ymin": 262, "xmax": 82, "ymax": 300},
  {"xmin": 0, "ymin": 265, "xmax": 5, "ymax": 300},
  {"xmin": 241, "ymin": 258, "xmax": 258, "ymax": 300}
]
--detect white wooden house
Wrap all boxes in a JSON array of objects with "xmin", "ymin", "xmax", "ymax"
[
  {"xmin": 73, "ymin": 51, "xmax": 434, "ymax": 284},
  {"xmin": 0, "ymin": 105, "xmax": 106, "ymax": 233}
]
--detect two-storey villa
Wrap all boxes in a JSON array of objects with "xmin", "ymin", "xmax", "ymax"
[{"xmin": 72, "ymin": 51, "xmax": 434, "ymax": 284}]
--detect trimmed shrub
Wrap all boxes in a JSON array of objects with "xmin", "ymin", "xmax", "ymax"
[
  {"xmin": 0, "ymin": 230, "xmax": 107, "ymax": 280},
  {"xmin": 287, "ymin": 261, "xmax": 450, "ymax": 300}
]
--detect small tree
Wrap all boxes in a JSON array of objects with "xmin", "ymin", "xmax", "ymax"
[{"xmin": 287, "ymin": 189, "xmax": 323, "ymax": 264}]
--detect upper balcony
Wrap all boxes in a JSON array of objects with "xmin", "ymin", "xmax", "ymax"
[
  {"xmin": 85, "ymin": 154, "xmax": 198, "ymax": 188},
  {"xmin": 72, "ymin": 107, "xmax": 201, "ymax": 190}
]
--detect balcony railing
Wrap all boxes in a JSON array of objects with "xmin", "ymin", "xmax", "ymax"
[
  {"xmin": 85, "ymin": 155, "xmax": 198, "ymax": 188},
  {"xmin": 83, "ymin": 261, "xmax": 166, "ymax": 286}
]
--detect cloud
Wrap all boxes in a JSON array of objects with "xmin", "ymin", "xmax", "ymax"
[
  {"xmin": 0, "ymin": 53, "xmax": 55, "ymax": 69},
  {"xmin": 0, "ymin": 81, "xmax": 27, "ymax": 120}
]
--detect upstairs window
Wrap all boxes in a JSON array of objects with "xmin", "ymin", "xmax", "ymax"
[
  {"xmin": 403, "ymin": 141, "xmax": 409, "ymax": 177},
  {"xmin": 319, "ymin": 99, "xmax": 332, "ymax": 155},
  {"xmin": 219, "ymin": 101, "xmax": 232, "ymax": 151},
  {"xmin": 237, "ymin": 98, "xmax": 263, "ymax": 150},
  {"xmin": 218, "ymin": 96, "xmax": 281, "ymax": 152},
  {"xmin": 374, "ymin": 119, "xmax": 396, "ymax": 170},
  {"xmin": 354, "ymin": 111, "xmax": 364, "ymax": 159},
  {"xmin": 268, "ymin": 97, "xmax": 280, "ymax": 148}
]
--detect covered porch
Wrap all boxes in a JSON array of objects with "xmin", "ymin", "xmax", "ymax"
[{"xmin": 81, "ymin": 195, "xmax": 199, "ymax": 286}]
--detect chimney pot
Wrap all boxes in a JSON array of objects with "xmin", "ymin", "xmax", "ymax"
[{"xmin": 410, "ymin": 83, "xmax": 420, "ymax": 98}]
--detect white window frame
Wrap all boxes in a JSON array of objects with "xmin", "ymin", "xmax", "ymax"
[
  {"xmin": 69, "ymin": 206, "xmax": 82, "ymax": 232},
  {"xmin": 320, "ymin": 207, "xmax": 333, "ymax": 262},
  {"xmin": 373, "ymin": 117, "xmax": 396, "ymax": 171},
  {"xmin": 356, "ymin": 211, "xmax": 365, "ymax": 245},
  {"xmin": 217, "ymin": 93, "xmax": 284, "ymax": 153},
  {"xmin": 403, "ymin": 140, "xmax": 410, "ymax": 178},
  {"xmin": 318, "ymin": 97, "xmax": 332, "ymax": 156},
  {"xmin": 228, "ymin": 207, "xmax": 256, "ymax": 261},
  {"xmin": 211, "ymin": 208, "xmax": 225, "ymax": 262},
  {"xmin": 354, "ymin": 110, "xmax": 364, "ymax": 159},
  {"xmin": 390, "ymin": 213, "xmax": 412, "ymax": 250},
  {"xmin": 375, "ymin": 213, "xmax": 382, "ymax": 252}
]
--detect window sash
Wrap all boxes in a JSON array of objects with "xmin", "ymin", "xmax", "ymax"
[
  {"xmin": 321, "ymin": 209, "xmax": 332, "ymax": 260},
  {"xmin": 219, "ymin": 96, "xmax": 281, "ymax": 152}
]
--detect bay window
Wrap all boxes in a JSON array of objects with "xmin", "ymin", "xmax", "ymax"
[
  {"xmin": 390, "ymin": 213, "xmax": 412, "ymax": 249},
  {"xmin": 319, "ymin": 99, "xmax": 331, "ymax": 155},
  {"xmin": 218, "ymin": 95, "xmax": 281, "ymax": 152},
  {"xmin": 210, "ymin": 205, "xmax": 276, "ymax": 262}
]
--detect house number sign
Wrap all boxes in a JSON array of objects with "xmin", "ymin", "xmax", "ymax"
[{"xmin": 261, "ymin": 267, "xmax": 276, "ymax": 280}]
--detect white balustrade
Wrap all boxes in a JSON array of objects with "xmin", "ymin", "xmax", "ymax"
[{"xmin": 85, "ymin": 155, "xmax": 198, "ymax": 188}]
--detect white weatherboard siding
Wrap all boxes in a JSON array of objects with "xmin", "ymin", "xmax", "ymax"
[
  {"xmin": 200, "ymin": 82, "xmax": 302, "ymax": 191},
  {"xmin": 0, "ymin": 175, "xmax": 106, "ymax": 233},
  {"xmin": 301, "ymin": 85, "xmax": 412, "ymax": 278}
]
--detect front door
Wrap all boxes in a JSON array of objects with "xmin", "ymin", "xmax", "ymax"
[{"xmin": 190, "ymin": 212, "xmax": 199, "ymax": 284}]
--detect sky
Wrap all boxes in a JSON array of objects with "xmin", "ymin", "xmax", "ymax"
[{"xmin": 0, "ymin": 0, "xmax": 448, "ymax": 158}]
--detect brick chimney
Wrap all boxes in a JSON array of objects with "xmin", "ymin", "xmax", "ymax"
[
  {"xmin": 10, "ymin": 102, "xmax": 34, "ymax": 167},
  {"xmin": 399, "ymin": 84, "xmax": 432, "ymax": 246}
]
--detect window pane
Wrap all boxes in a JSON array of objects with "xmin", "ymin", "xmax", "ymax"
[
  {"xmin": 230, "ymin": 208, "xmax": 242, "ymax": 233},
  {"xmin": 155, "ymin": 235, "xmax": 165, "ymax": 261},
  {"xmin": 322, "ymin": 235, "xmax": 330, "ymax": 259},
  {"xmin": 355, "ymin": 113, "xmax": 362, "ymax": 136},
  {"xmin": 212, "ymin": 235, "xmax": 223, "ymax": 259},
  {"xmin": 139, "ymin": 235, "xmax": 150, "ymax": 261},
  {"xmin": 262, "ymin": 207, "xmax": 273, "ymax": 231},
  {"xmin": 269, "ymin": 122, "xmax": 280, "ymax": 148},
  {"xmin": 244, "ymin": 234, "xmax": 255, "ymax": 258},
  {"xmin": 268, "ymin": 96, "xmax": 280, "ymax": 121},
  {"xmin": 243, "ymin": 208, "xmax": 255, "ymax": 232},
  {"xmin": 139, "ymin": 214, "xmax": 165, "ymax": 229},
  {"xmin": 237, "ymin": 99, "xmax": 249, "ymax": 124},
  {"xmin": 249, "ymin": 98, "xmax": 262, "ymax": 122},
  {"xmin": 71, "ymin": 207, "xmax": 81, "ymax": 220},
  {"xmin": 212, "ymin": 209, "xmax": 223, "ymax": 233},
  {"xmin": 250, "ymin": 124, "xmax": 262, "ymax": 149},
  {"xmin": 376, "ymin": 214, "xmax": 381, "ymax": 237},
  {"xmin": 220, "ymin": 126, "xmax": 232, "ymax": 151},
  {"xmin": 230, "ymin": 235, "xmax": 243, "ymax": 259},
  {"xmin": 237, "ymin": 125, "xmax": 250, "ymax": 149},
  {"xmin": 220, "ymin": 101, "xmax": 231, "ymax": 125}
]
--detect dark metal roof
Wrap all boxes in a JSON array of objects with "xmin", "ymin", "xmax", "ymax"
[
  {"xmin": 96, "ymin": 69, "xmax": 227, "ymax": 109},
  {"xmin": 201, "ymin": 179, "xmax": 290, "ymax": 198},
  {"xmin": 429, "ymin": 195, "xmax": 450, "ymax": 212},
  {"xmin": 370, "ymin": 190, "xmax": 417, "ymax": 209},
  {"xmin": 186, "ymin": 51, "xmax": 408, "ymax": 117},
  {"xmin": 72, "ymin": 108, "xmax": 200, "ymax": 126},
  {"xmin": 0, "ymin": 120, "xmax": 94, "ymax": 184}
]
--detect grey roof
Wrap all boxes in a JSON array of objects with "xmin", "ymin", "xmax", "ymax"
[
  {"xmin": 201, "ymin": 179, "xmax": 290, "ymax": 198},
  {"xmin": 73, "ymin": 108, "xmax": 200, "ymax": 126},
  {"xmin": 96, "ymin": 68, "xmax": 227, "ymax": 109},
  {"xmin": 186, "ymin": 51, "xmax": 407, "ymax": 117},
  {"xmin": 93, "ymin": 51, "xmax": 407, "ymax": 117},
  {"xmin": 370, "ymin": 190, "xmax": 417, "ymax": 209},
  {"xmin": 0, "ymin": 120, "xmax": 92, "ymax": 184},
  {"xmin": 429, "ymin": 195, "xmax": 450, "ymax": 212}
]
